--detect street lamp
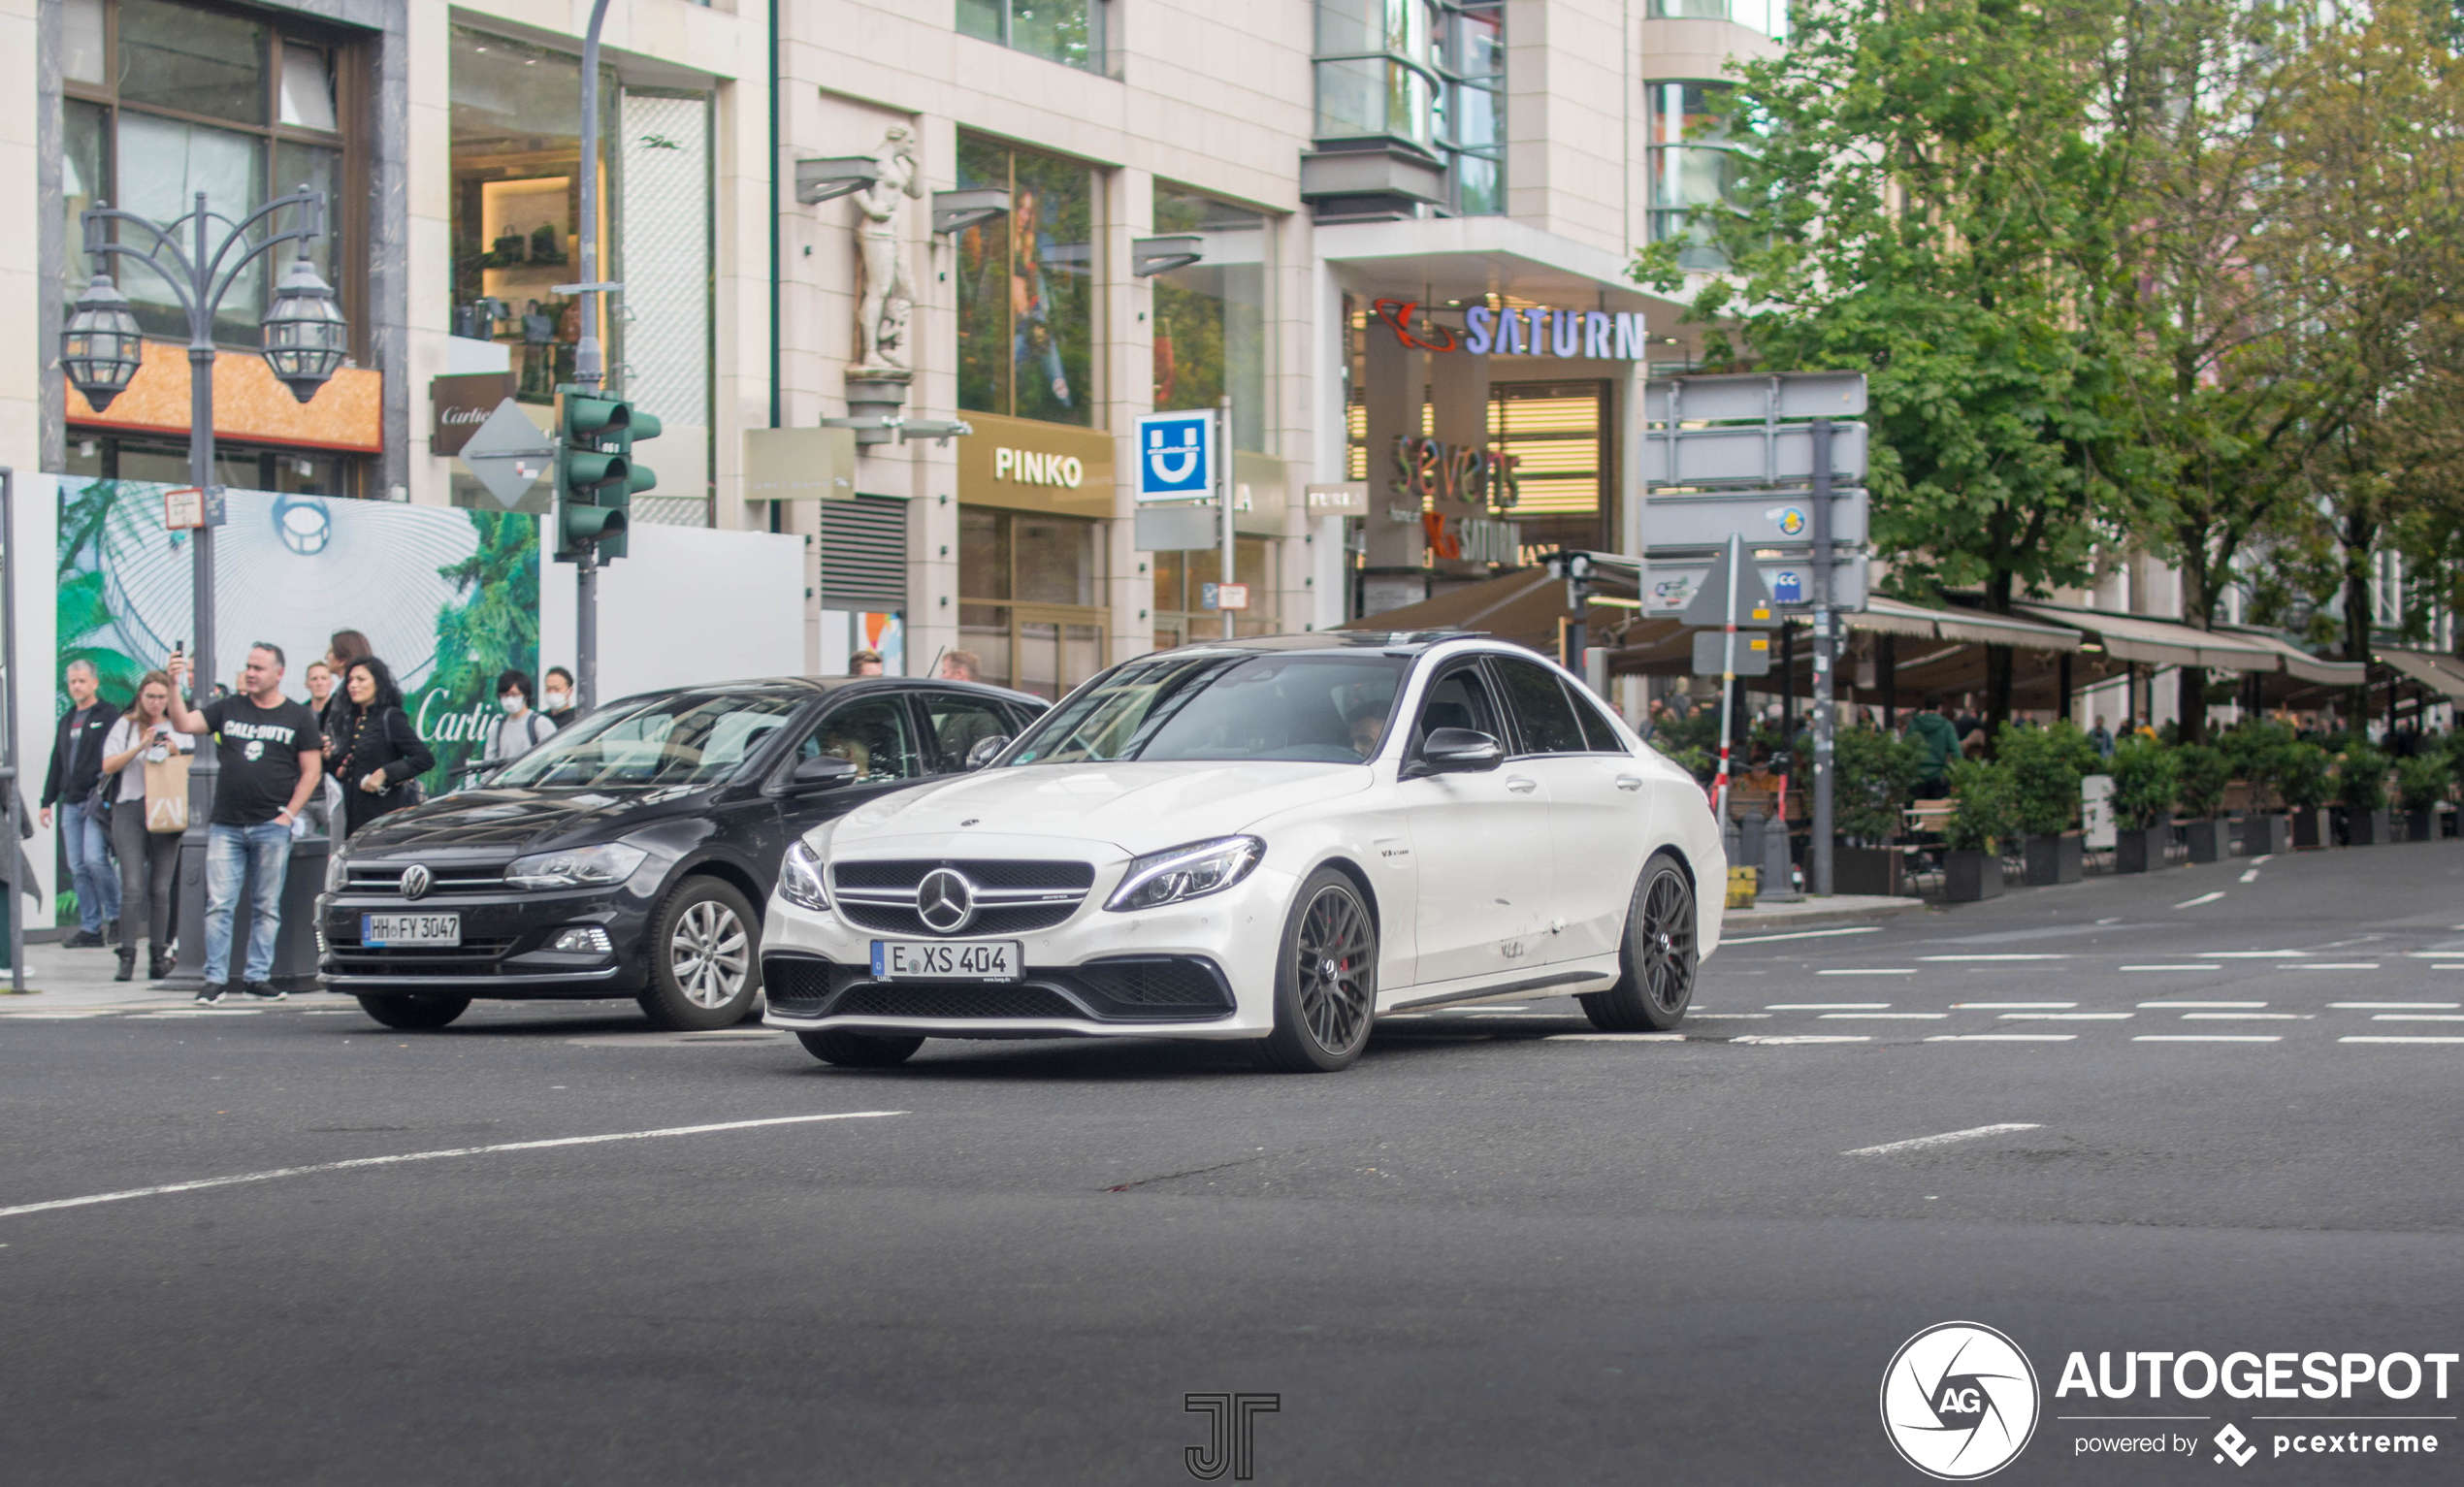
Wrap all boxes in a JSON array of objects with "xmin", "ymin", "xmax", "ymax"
[{"xmin": 62, "ymin": 185, "xmax": 345, "ymax": 986}]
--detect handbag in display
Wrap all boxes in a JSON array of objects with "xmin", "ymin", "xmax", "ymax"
[{"xmin": 143, "ymin": 750, "xmax": 191, "ymax": 834}]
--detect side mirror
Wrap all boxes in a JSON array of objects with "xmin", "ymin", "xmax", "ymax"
[
  {"xmin": 788, "ymin": 755, "xmax": 859, "ymax": 792},
  {"xmin": 964, "ymin": 734, "xmax": 1011, "ymax": 771},
  {"xmin": 1408, "ymin": 727, "xmax": 1505, "ymax": 776}
]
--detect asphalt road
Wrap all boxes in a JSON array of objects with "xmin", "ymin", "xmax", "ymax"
[{"xmin": 3, "ymin": 840, "xmax": 2460, "ymax": 1485}]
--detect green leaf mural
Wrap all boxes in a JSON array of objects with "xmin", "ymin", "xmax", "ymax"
[{"xmin": 406, "ymin": 511, "xmax": 542, "ymax": 792}]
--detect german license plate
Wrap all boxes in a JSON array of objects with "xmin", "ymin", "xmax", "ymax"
[
  {"xmin": 362, "ymin": 913, "xmax": 461, "ymax": 948},
  {"xmin": 870, "ymin": 939, "xmax": 1021, "ymax": 982}
]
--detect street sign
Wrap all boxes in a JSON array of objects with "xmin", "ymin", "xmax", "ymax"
[
  {"xmin": 458, "ymin": 398, "xmax": 556, "ymax": 509},
  {"xmin": 1653, "ymin": 554, "xmax": 1869, "ymax": 617},
  {"xmin": 1694, "ymin": 630, "xmax": 1771, "ymax": 676},
  {"xmin": 1135, "ymin": 411, "xmax": 1215, "ymax": 502},
  {"xmin": 1678, "ymin": 553, "xmax": 1780, "ymax": 629},
  {"xmin": 1202, "ymin": 582, "xmax": 1250, "ymax": 611},
  {"xmin": 1641, "ymin": 490, "xmax": 1868, "ymax": 552},
  {"xmin": 1640, "ymin": 421, "xmax": 1868, "ymax": 489},
  {"xmin": 1642, "ymin": 371, "xmax": 1867, "ymax": 422},
  {"xmin": 1135, "ymin": 503, "xmax": 1217, "ymax": 551},
  {"xmin": 163, "ymin": 487, "xmax": 205, "ymax": 531}
]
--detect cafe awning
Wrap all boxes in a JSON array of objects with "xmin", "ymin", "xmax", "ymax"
[
  {"xmin": 2374, "ymin": 646, "xmax": 2464, "ymax": 700},
  {"xmin": 2218, "ymin": 626, "xmax": 2367, "ymax": 689},
  {"xmin": 2008, "ymin": 601, "xmax": 2284, "ymax": 672}
]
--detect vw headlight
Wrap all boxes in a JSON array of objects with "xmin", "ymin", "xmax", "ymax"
[
  {"xmin": 780, "ymin": 840, "xmax": 829, "ymax": 913},
  {"xmin": 506, "ymin": 842, "xmax": 649, "ymax": 890},
  {"xmin": 1105, "ymin": 835, "xmax": 1263, "ymax": 912},
  {"xmin": 323, "ymin": 845, "xmax": 348, "ymax": 894}
]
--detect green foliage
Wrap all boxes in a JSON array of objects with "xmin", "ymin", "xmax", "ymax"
[
  {"xmin": 1996, "ymin": 721, "xmax": 2096, "ymax": 836},
  {"xmin": 2279, "ymin": 742, "xmax": 2334, "ymax": 811},
  {"xmin": 2396, "ymin": 753, "xmax": 2451, "ymax": 812},
  {"xmin": 1944, "ymin": 758, "xmax": 2015, "ymax": 853},
  {"xmin": 2335, "ymin": 746, "xmax": 2389, "ymax": 813},
  {"xmin": 2221, "ymin": 721, "xmax": 2295, "ymax": 806},
  {"xmin": 2108, "ymin": 736, "xmax": 2178, "ymax": 829},
  {"xmin": 2173, "ymin": 744, "xmax": 2232, "ymax": 819},
  {"xmin": 2448, "ymin": 731, "xmax": 2464, "ymax": 791},
  {"xmin": 53, "ymin": 476, "xmax": 150, "ymax": 714},
  {"xmin": 1834, "ymin": 724, "xmax": 1923, "ymax": 843}
]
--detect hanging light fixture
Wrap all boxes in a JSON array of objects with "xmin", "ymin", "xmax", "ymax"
[
  {"xmin": 61, "ymin": 277, "xmax": 144, "ymax": 413},
  {"xmin": 260, "ymin": 251, "xmax": 349, "ymax": 403}
]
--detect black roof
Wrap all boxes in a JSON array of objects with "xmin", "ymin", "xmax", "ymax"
[
  {"xmin": 1150, "ymin": 630, "xmax": 1492, "ymax": 657},
  {"xmin": 597, "ymin": 675, "xmax": 1046, "ymax": 709}
]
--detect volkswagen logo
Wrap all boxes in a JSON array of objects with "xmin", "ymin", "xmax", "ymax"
[
  {"xmin": 400, "ymin": 864, "xmax": 432, "ymax": 901},
  {"xmin": 915, "ymin": 868, "xmax": 976, "ymax": 934}
]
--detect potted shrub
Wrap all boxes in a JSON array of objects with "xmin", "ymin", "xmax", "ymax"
[
  {"xmin": 2173, "ymin": 743, "xmax": 2232, "ymax": 862},
  {"xmin": 1832, "ymin": 726, "xmax": 1922, "ymax": 895},
  {"xmin": 2221, "ymin": 721, "xmax": 2294, "ymax": 856},
  {"xmin": 2108, "ymin": 736, "xmax": 2176, "ymax": 873},
  {"xmin": 1941, "ymin": 758, "xmax": 2013, "ymax": 902},
  {"xmin": 2336, "ymin": 745, "xmax": 2391, "ymax": 846},
  {"xmin": 2396, "ymin": 753, "xmax": 2448, "ymax": 842},
  {"xmin": 2281, "ymin": 742, "xmax": 2333, "ymax": 848},
  {"xmin": 2000, "ymin": 721, "xmax": 2091, "ymax": 885},
  {"xmin": 2448, "ymin": 731, "xmax": 2464, "ymax": 837}
]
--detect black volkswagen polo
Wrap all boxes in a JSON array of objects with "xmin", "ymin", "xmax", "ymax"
[{"xmin": 318, "ymin": 676, "xmax": 1044, "ymax": 1031}]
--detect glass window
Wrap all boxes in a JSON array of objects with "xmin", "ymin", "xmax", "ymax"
[
  {"xmin": 798, "ymin": 697, "xmax": 924, "ymax": 784},
  {"xmin": 922, "ymin": 692, "xmax": 1012, "ymax": 770},
  {"xmin": 63, "ymin": 0, "xmax": 108, "ymax": 84},
  {"xmin": 117, "ymin": 0, "xmax": 267, "ymax": 124},
  {"xmin": 63, "ymin": 101, "xmax": 108, "ymax": 311},
  {"xmin": 1011, "ymin": 654, "xmax": 1408, "ymax": 765},
  {"xmin": 1647, "ymin": 0, "xmax": 1787, "ymax": 39},
  {"xmin": 1312, "ymin": 0, "xmax": 1502, "ymax": 215},
  {"xmin": 1563, "ymin": 682, "xmax": 1626, "ymax": 752},
  {"xmin": 1646, "ymin": 81, "xmax": 1755, "ymax": 270},
  {"xmin": 1410, "ymin": 663, "xmax": 1502, "ymax": 747},
  {"xmin": 1015, "ymin": 515, "xmax": 1100, "ymax": 605},
  {"xmin": 278, "ymin": 44, "xmax": 338, "ymax": 131},
  {"xmin": 1151, "ymin": 186, "xmax": 1270, "ymax": 451},
  {"xmin": 1494, "ymin": 657, "xmax": 1586, "ymax": 754},
  {"xmin": 956, "ymin": 137, "xmax": 1098, "ymax": 427},
  {"xmin": 117, "ymin": 113, "xmax": 268, "ymax": 340},
  {"xmin": 956, "ymin": 0, "xmax": 1102, "ymax": 71},
  {"xmin": 495, "ymin": 692, "xmax": 803, "ymax": 788},
  {"xmin": 959, "ymin": 505, "xmax": 1013, "ymax": 601}
]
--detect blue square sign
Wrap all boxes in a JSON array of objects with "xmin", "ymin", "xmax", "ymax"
[{"xmin": 1136, "ymin": 411, "xmax": 1215, "ymax": 501}]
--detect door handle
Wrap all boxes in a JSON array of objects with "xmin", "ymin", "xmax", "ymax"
[
  {"xmin": 1506, "ymin": 776, "xmax": 1538, "ymax": 794},
  {"xmin": 1615, "ymin": 775, "xmax": 1644, "ymax": 792}
]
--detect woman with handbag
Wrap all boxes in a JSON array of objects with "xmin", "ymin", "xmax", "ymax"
[
  {"xmin": 329, "ymin": 657, "xmax": 436, "ymax": 839},
  {"xmin": 99, "ymin": 670, "xmax": 191, "ymax": 982}
]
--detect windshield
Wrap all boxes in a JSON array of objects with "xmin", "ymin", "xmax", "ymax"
[
  {"xmin": 1007, "ymin": 654, "xmax": 1408, "ymax": 765},
  {"xmin": 491, "ymin": 691, "xmax": 803, "ymax": 789}
]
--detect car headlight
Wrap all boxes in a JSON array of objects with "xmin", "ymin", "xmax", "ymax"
[
  {"xmin": 324, "ymin": 845, "xmax": 348, "ymax": 894},
  {"xmin": 506, "ymin": 842, "xmax": 649, "ymax": 890},
  {"xmin": 1105, "ymin": 835, "xmax": 1263, "ymax": 912},
  {"xmin": 779, "ymin": 840, "xmax": 829, "ymax": 913}
]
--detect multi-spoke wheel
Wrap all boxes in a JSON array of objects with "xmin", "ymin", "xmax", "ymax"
[
  {"xmin": 1257, "ymin": 868, "xmax": 1378, "ymax": 1073},
  {"xmin": 1579, "ymin": 851, "xmax": 1699, "ymax": 1032},
  {"xmin": 638, "ymin": 877, "xmax": 763, "ymax": 1031}
]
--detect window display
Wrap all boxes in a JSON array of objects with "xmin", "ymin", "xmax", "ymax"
[{"xmin": 956, "ymin": 138, "xmax": 1098, "ymax": 428}]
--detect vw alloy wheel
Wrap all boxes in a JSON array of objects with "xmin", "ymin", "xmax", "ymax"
[{"xmin": 671, "ymin": 899, "xmax": 750, "ymax": 1009}]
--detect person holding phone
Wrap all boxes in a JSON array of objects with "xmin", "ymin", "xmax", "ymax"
[{"xmin": 99, "ymin": 670, "xmax": 190, "ymax": 982}]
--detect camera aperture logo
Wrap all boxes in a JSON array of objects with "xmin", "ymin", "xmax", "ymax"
[{"xmin": 1882, "ymin": 1322, "xmax": 2042, "ymax": 1479}]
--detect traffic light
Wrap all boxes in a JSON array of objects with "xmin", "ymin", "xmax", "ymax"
[{"xmin": 553, "ymin": 385, "xmax": 660, "ymax": 565}]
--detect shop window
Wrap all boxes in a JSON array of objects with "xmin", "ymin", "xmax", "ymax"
[
  {"xmin": 1151, "ymin": 186, "xmax": 1271, "ymax": 452},
  {"xmin": 1151, "ymin": 538, "xmax": 1279, "ymax": 639},
  {"xmin": 1491, "ymin": 380, "xmax": 1608, "ymax": 560},
  {"xmin": 958, "ymin": 507, "xmax": 1109, "ymax": 697},
  {"xmin": 1645, "ymin": 81, "xmax": 1756, "ymax": 270},
  {"xmin": 61, "ymin": 0, "xmax": 359, "ymax": 349},
  {"xmin": 956, "ymin": 0, "xmax": 1105, "ymax": 72},
  {"xmin": 1648, "ymin": 0, "xmax": 1788, "ymax": 41},
  {"xmin": 1313, "ymin": 0, "xmax": 1503, "ymax": 215},
  {"xmin": 66, "ymin": 432, "xmax": 361, "ymax": 499},
  {"xmin": 956, "ymin": 138, "xmax": 1099, "ymax": 427}
]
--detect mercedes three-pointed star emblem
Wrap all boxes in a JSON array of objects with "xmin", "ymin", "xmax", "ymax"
[{"xmin": 915, "ymin": 867, "xmax": 976, "ymax": 934}]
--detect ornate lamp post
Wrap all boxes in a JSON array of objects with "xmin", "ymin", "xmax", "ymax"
[{"xmin": 61, "ymin": 187, "xmax": 347, "ymax": 984}]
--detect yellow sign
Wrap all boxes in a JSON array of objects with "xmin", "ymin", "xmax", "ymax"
[{"xmin": 958, "ymin": 412, "xmax": 1115, "ymax": 519}]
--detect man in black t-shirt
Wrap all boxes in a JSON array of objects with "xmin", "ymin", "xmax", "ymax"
[{"xmin": 167, "ymin": 643, "xmax": 323, "ymax": 1003}]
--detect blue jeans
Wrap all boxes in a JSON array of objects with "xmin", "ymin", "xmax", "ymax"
[
  {"xmin": 59, "ymin": 800, "xmax": 120, "ymax": 933},
  {"xmin": 204, "ymin": 822, "xmax": 290, "ymax": 986}
]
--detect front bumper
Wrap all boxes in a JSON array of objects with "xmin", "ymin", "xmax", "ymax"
[{"xmin": 317, "ymin": 882, "xmax": 655, "ymax": 996}]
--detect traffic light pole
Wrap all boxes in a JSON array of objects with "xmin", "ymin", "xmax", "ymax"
[{"xmin": 571, "ymin": 0, "xmax": 615, "ymax": 711}]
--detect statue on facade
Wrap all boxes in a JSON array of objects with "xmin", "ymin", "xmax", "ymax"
[{"xmin": 853, "ymin": 125, "xmax": 924, "ymax": 375}]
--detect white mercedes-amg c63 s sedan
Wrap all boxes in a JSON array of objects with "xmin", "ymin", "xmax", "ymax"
[{"xmin": 759, "ymin": 632, "xmax": 1723, "ymax": 1073}]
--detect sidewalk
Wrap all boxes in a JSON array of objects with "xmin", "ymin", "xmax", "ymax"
[
  {"xmin": 1720, "ymin": 892, "xmax": 1929, "ymax": 935},
  {"xmin": 0, "ymin": 941, "xmax": 234, "ymax": 1012}
]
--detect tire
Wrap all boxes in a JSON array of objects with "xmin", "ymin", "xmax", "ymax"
[
  {"xmin": 1254, "ymin": 868, "xmax": 1378, "ymax": 1074},
  {"xmin": 1578, "ymin": 851, "xmax": 1699, "ymax": 1032},
  {"xmin": 796, "ymin": 1029, "xmax": 924, "ymax": 1067},
  {"xmin": 637, "ymin": 877, "xmax": 762, "ymax": 1031},
  {"xmin": 356, "ymin": 993, "xmax": 470, "ymax": 1030}
]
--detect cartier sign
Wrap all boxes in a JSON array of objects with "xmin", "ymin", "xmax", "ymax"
[{"xmin": 430, "ymin": 372, "xmax": 517, "ymax": 457}]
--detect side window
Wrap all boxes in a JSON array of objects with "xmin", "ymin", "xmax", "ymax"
[
  {"xmin": 923, "ymin": 691, "xmax": 1011, "ymax": 771},
  {"xmin": 1493, "ymin": 657, "xmax": 1587, "ymax": 755},
  {"xmin": 1564, "ymin": 682, "xmax": 1627, "ymax": 753},
  {"xmin": 796, "ymin": 697, "xmax": 924, "ymax": 783},
  {"xmin": 1410, "ymin": 663, "xmax": 1504, "ymax": 751}
]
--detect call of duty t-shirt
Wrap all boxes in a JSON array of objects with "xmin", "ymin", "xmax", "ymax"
[{"xmin": 202, "ymin": 695, "xmax": 323, "ymax": 827}]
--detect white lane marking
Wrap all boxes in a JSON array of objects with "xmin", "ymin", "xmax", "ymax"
[
  {"xmin": 1844, "ymin": 1122, "xmax": 2042, "ymax": 1156},
  {"xmin": 2333, "ymin": 1002, "xmax": 2460, "ymax": 1010},
  {"xmin": 1920, "ymin": 954, "xmax": 2070, "ymax": 962},
  {"xmin": 2123, "ymin": 965, "xmax": 2221, "ymax": 972},
  {"xmin": 2198, "ymin": 951, "xmax": 2307, "ymax": 958},
  {"xmin": 1459, "ymin": 1006, "xmax": 1533, "ymax": 1014},
  {"xmin": 2000, "ymin": 1012, "xmax": 2132, "ymax": 1020},
  {"xmin": 2133, "ymin": 1035, "xmax": 2282, "ymax": 1043},
  {"xmin": 1733, "ymin": 1035, "xmax": 1871, "ymax": 1045},
  {"xmin": 2293, "ymin": 963, "xmax": 2380, "ymax": 971},
  {"xmin": 2402, "ymin": 952, "xmax": 2464, "ymax": 958},
  {"xmin": 1815, "ymin": 968, "xmax": 1919, "ymax": 976},
  {"xmin": 0, "ymin": 1112, "xmax": 907, "ymax": 1221},
  {"xmin": 2342, "ymin": 1036, "xmax": 2464, "ymax": 1045},
  {"xmin": 1720, "ymin": 926, "xmax": 1885, "ymax": 946},
  {"xmin": 1927, "ymin": 1034, "xmax": 2077, "ymax": 1043},
  {"xmin": 1820, "ymin": 1012, "xmax": 1948, "ymax": 1019},
  {"xmin": 2373, "ymin": 1014, "xmax": 2464, "ymax": 1022},
  {"xmin": 1767, "ymin": 1002, "xmax": 1890, "ymax": 1010},
  {"xmin": 2239, "ymin": 869, "xmax": 2261, "ymax": 882},
  {"xmin": 2175, "ymin": 891, "xmax": 2227, "ymax": 909},
  {"xmin": 0, "ymin": 1013, "xmax": 115, "ymax": 1020},
  {"xmin": 2250, "ymin": 854, "xmax": 2276, "ymax": 866},
  {"xmin": 1544, "ymin": 1033, "xmax": 1689, "ymax": 1042},
  {"xmin": 1688, "ymin": 1013, "xmax": 1772, "ymax": 1018},
  {"xmin": 1952, "ymin": 1002, "xmax": 2077, "ymax": 1009},
  {"xmin": 2181, "ymin": 1012, "xmax": 2311, "ymax": 1020},
  {"xmin": 2141, "ymin": 1000, "xmax": 2265, "ymax": 1008}
]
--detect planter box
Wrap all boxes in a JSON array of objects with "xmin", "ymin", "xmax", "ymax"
[
  {"xmin": 2245, "ymin": 814, "xmax": 2291, "ymax": 857},
  {"xmin": 2404, "ymin": 808, "xmax": 2437, "ymax": 843},
  {"xmin": 2114, "ymin": 826, "xmax": 2168, "ymax": 873},
  {"xmin": 2183, "ymin": 819, "xmax": 2226, "ymax": 864},
  {"xmin": 2345, "ymin": 808, "xmax": 2391, "ymax": 847},
  {"xmin": 1942, "ymin": 849, "xmax": 2005, "ymax": 902},
  {"xmin": 2292, "ymin": 808, "xmax": 2328, "ymax": 849},
  {"xmin": 2022, "ymin": 833, "xmax": 2084, "ymax": 886},
  {"xmin": 1834, "ymin": 846, "xmax": 1909, "ymax": 897}
]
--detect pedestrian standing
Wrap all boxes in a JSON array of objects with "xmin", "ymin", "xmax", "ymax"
[
  {"xmin": 304, "ymin": 660, "xmax": 338, "ymax": 718},
  {"xmin": 1906, "ymin": 702, "xmax": 1960, "ymax": 797},
  {"xmin": 39, "ymin": 660, "xmax": 122, "ymax": 949},
  {"xmin": 164, "ymin": 643, "xmax": 323, "ymax": 1004},
  {"xmin": 327, "ymin": 658, "xmax": 437, "ymax": 838},
  {"xmin": 99, "ymin": 671, "xmax": 190, "ymax": 982},
  {"xmin": 2088, "ymin": 714, "xmax": 2114, "ymax": 759},
  {"xmin": 484, "ymin": 669, "xmax": 557, "ymax": 765},
  {"xmin": 541, "ymin": 666, "xmax": 578, "ymax": 728}
]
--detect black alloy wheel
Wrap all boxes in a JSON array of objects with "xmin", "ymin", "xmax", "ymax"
[
  {"xmin": 1257, "ymin": 868, "xmax": 1378, "ymax": 1073},
  {"xmin": 355, "ymin": 993, "xmax": 471, "ymax": 1030},
  {"xmin": 1579, "ymin": 851, "xmax": 1699, "ymax": 1032}
]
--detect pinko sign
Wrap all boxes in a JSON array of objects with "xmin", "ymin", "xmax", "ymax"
[{"xmin": 1373, "ymin": 299, "xmax": 1653, "ymax": 362}]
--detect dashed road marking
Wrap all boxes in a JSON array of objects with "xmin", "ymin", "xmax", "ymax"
[
  {"xmin": 1544, "ymin": 1033, "xmax": 1689, "ymax": 1042},
  {"xmin": 2133, "ymin": 1035, "xmax": 2281, "ymax": 1043},
  {"xmin": 2139, "ymin": 1000, "xmax": 2265, "ymax": 1009},
  {"xmin": 1844, "ymin": 1122, "xmax": 2042, "ymax": 1156},
  {"xmin": 1920, "ymin": 954, "xmax": 2070, "ymax": 962},
  {"xmin": 1733, "ymin": 1035, "xmax": 1870, "ymax": 1045},
  {"xmin": 2181, "ymin": 1012, "xmax": 2311, "ymax": 1020},
  {"xmin": 2293, "ymin": 963, "xmax": 2381, "ymax": 971},
  {"xmin": 2001, "ymin": 1012, "xmax": 2132, "ymax": 1020},
  {"xmin": 1768, "ymin": 1003, "xmax": 1891, "ymax": 1010},
  {"xmin": 2342, "ymin": 1036, "xmax": 2464, "ymax": 1045},
  {"xmin": 2332, "ymin": 1002, "xmax": 2460, "ymax": 1010},
  {"xmin": 2175, "ymin": 891, "xmax": 2227, "ymax": 909},
  {"xmin": 1720, "ymin": 926, "xmax": 1885, "ymax": 946},
  {"xmin": 2240, "ymin": 869, "xmax": 2261, "ymax": 882},
  {"xmin": 2372, "ymin": 1014, "xmax": 2464, "ymax": 1022},
  {"xmin": 1952, "ymin": 1002, "xmax": 2078, "ymax": 1009},
  {"xmin": 1927, "ymin": 1034, "xmax": 2077, "ymax": 1043},
  {"xmin": 1816, "ymin": 968, "xmax": 1919, "ymax": 976},
  {"xmin": 1820, "ymin": 1012, "xmax": 1947, "ymax": 1019},
  {"xmin": 2199, "ymin": 951, "xmax": 2307, "ymax": 958},
  {"xmin": 2123, "ymin": 965, "xmax": 2221, "ymax": 972}
]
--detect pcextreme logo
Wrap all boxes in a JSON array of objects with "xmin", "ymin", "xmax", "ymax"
[{"xmin": 1881, "ymin": 1322, "xmax": 2043, "ymax": 1479}]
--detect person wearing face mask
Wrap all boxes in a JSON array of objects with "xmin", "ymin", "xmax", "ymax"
[
  {"xmin": 541, "ymin": 666, "xmax": 578, "ymax": 728},
  {"xmin": 328, "ymin": 658, "xmax": 436, "ymax": 838},
  {"xmin": 483, "ymin": 668, "xmax": 558, "ymax": 766},
  {"xmin": 100, "ymin": 671, "xmax": 192, "ymax": 981}
]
